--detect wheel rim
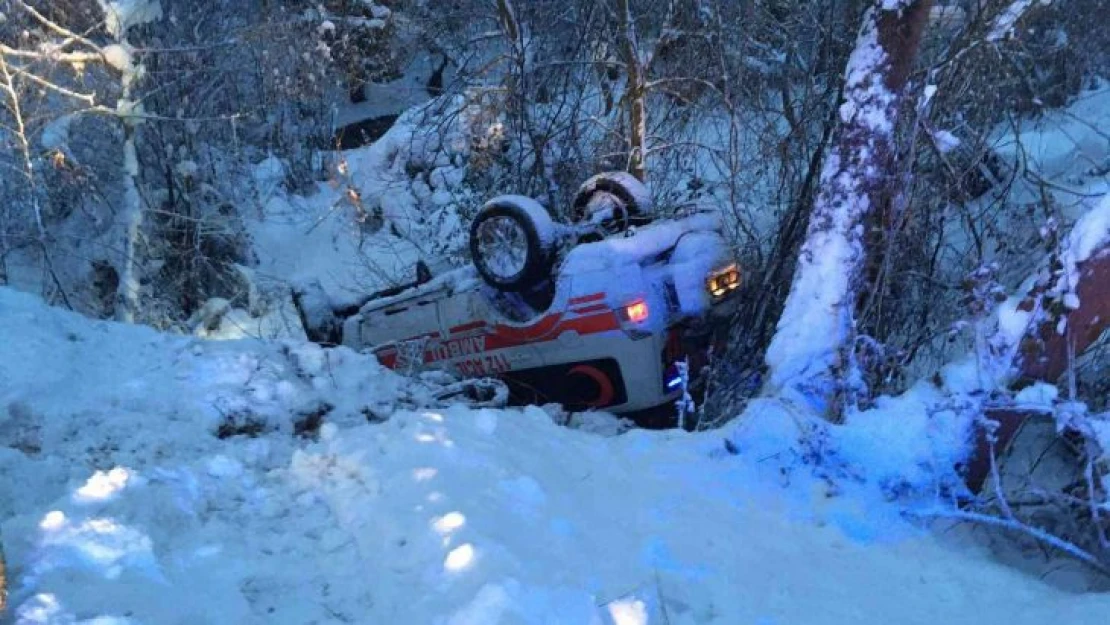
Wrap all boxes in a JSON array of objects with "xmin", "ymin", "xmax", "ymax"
[
  {"xmin": 581, "ymin": 192, "xmax": 629, "ymax": 233},
  {"xmin": 476, "ymin": 215, "xmax": 529, "ymax": 280}
]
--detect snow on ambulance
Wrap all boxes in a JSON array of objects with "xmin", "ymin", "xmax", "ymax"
[{"xmin": 295, "ymin": 172, "xmax": 742, "ymax": 414}]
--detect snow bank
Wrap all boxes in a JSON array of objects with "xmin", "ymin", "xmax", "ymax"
[
  {"xmin": 4, "ymin": 287, "xmax": 1110, "ymax": 622},
  {"xmin": 990, "ymin": 80, "xmax": 1110, "ymax": 192},
  {"xmin": 335, "ymin": 52, "xmax": 449, "ymax": 127},
  {"xmin": 245, "ymin": 157, "xmax": 422, "ymax": 312},
  {"xmin": 726, "ymin": 383, "xmax": 977, "ymax": 507},
  {"xmin": 246, "ymin": 96, "xmax": 486, "ymax": 312}
]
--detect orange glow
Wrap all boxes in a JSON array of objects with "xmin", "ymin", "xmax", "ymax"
[
  {"xmin": 623, "ymin": 300, "xmax": 649, "ymax": 323},
  {"xmin": 707, "ymin": 263, "xmax": 742, "ymax": 298}
]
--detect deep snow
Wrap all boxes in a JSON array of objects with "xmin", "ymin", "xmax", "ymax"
[{"xmin": 2, "ymin": 286, "xmax": 1109, "ymax": 624}]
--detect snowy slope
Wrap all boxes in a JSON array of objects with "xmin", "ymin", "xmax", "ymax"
[
  {"xmin": 2, "ymin": 286, "xmax": 1110, "ymax": 624},
  {"xmin": 244, "ymin": 96, "xmax": 484, "ymax": 318},
  {"xmin": 990, "ymin": 80, "xmax": 1110, "ymax": 191},
  {"xmin": 207, "ymin": 103, "xmax": 480, "ymax": 340}
]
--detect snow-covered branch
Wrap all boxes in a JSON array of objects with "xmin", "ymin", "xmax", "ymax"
[
  {"xmin": 3, "ymin": 62, "xmax": 98, "ymax": 105},
  {"xmin": 0, "ymin": 44, "xmax": 105, "ymax": 65},
  {"xmin": 909, "ymin": 507, "xmax": 1110, "ymax": 575}
]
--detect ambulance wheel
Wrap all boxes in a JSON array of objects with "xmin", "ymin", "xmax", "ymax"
[
  {"xmin": 470, "ymin": 196, "xmax": 557, "ymax": 291},
  {"xmin": 570, "ymin": 171, "xmax": 652, "ymax": 230}
]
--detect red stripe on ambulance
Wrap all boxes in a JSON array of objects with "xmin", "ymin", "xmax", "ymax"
[
  {"xmin": 373, "ymin": 309, "xmax": 619, "ymax": 371},
  {"xmin": 568, "ymin": 293, "xmax": 605, "ymax": 305},
  {"xmin": 571, "ymin": 303, "xmax": 609, "ymax": 315},
  {"xmin": 449, "ymin": 320, "xmax": 487, "ymax": 334}
]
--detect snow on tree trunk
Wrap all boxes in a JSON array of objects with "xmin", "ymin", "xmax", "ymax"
[
  {"xmin": 763, "ymin": 0, "xmax": 933, "ymax": 419},
  {"xmin": 966, "ymin": 195, "xmax": 1109, "ymax": 493},
  {"xmin": 98, "ymin": 0, "xmax": 162, "ymax": 322},
  {"xmin": 616, "ymin": 0, "xmax": 647, "ymax": 182},
  {"xmin": 116, "ymin": 120, "xmax": 143, "ymax": 323},
  {"xmin": 994, "ymin": 194, "xmax": 1110, "ymax": 387}
]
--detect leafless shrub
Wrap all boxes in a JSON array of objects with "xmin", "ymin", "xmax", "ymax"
[{"xmin": 960, "ymin": 406, "xmax": 1110, "ymax": 587}]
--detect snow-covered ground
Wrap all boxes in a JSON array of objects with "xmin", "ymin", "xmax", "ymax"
[{"xmin": 2, "ymin": 286, "xmax": 1108, "ymax": 624}]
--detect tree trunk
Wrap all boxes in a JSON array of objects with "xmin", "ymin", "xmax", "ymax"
[
  {"xmin": 966, "ymin": 195, "xmax": 1110, "ymax": 492},
  {"xmin": 115, "ymin": 103, "xmax": 144, "ymax": 323},
  {"xmin": 495, "ymin": 0, "xmax": 520, "ymax": 44},
  {"xmin": 1003, "ymin": 196, "xmax": 1110, "ymax": 387},
  {"xmin": 110, "ymin": 22, "xmax": 149, "ymax": 323},
  {"xmin": 616, "ymin": 0, "xmax": 647, "ymax": 182},
  {"xmin": 763, "ymin": 0, "xmax": 933, "ymax": 420}
]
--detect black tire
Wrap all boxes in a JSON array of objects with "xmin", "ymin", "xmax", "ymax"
[
  {"xmin": 570, "ymin": 171, "xmax": 653, "ymax": 228},
  {"xmin": 469, "ymin": 196, "xmax": 557, "ymax": 291}
]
